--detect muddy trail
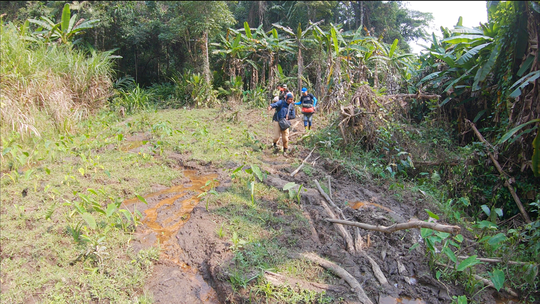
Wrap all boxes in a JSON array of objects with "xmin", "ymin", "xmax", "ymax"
[{"xmin": 121, "ymin": 131, "xmax": 505, "ymax": 304}]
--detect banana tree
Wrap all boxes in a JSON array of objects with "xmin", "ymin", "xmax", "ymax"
[
  {"xmin": 28, "ymin": 3, "xmax": 99, "ymax": 46},
  {"xmin": 211, "ymin": 29, "xmax": 248, "ymax": 80},
  {"xmin": 372, "ymin": 38, "xmax": 417, "ymax": 93},
  {"xmin": 272, "ymin": 20, "xmax": 324, "ymax": 94}
]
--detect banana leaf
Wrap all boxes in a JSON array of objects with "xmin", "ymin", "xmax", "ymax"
[
  {"xmin": 509, "ymin": 71, "xmax": 540, "ymax": 98},
  {"xmin": 456, "ymin": 43, "xmax": 491, "ymax": 65},
  {"xmin": 61, "ymin": 3, "xmax": 70, "ymax": 33},
  {"xmin": 442, "ymin": 35, "xmax": 493, "ymax": 44},
  {"xmin": 472, "ymin": 44, "xmax": 500, "ymax": 91}
]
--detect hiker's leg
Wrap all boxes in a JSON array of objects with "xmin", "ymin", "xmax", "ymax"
[
  {"xmin": 307, "ymin": 114, "xmax": 313, "ymax": 130},
  {"xmin": 282, "ymin": 128, "xmax": 290, "ymax": 149},
  {"xmin": 272, "ymin": 122, "xmax": 281, "ymax": 145},
  {"xmin": 303, "ymin": 114, "xmax": 309, "ymax": 130}
]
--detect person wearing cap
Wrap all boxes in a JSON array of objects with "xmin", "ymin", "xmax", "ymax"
[
  {"xmin": 294, "ymin": 87, "xmax": 318, "ymax": 131},
  {"xmin": 267, "ymin": 92, "xmax": 295, "ymax": 154},
  {"xmin": 277, "ymin": 84, "xmax": 290, "ymax": 104}
]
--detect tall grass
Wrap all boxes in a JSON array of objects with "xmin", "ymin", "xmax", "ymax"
[{"xmin": 0, "ymin": 21, "xmax": 115, "ymax": 137}]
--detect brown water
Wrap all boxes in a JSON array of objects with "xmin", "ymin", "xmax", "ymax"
[{"xmin": 124, "ymin": 169, "xmax": 219, "ymax": 302}]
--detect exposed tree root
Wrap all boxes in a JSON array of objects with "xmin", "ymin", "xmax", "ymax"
[
  {"xmin": 320, "ymin": 200, "xmax": 355, "ymax": 254},
  {"xmin": 300, "ymin": 252, "xmax": 374, "ymax": 304},
  {"xmin": 361, "ymin": 252, "xmax": 389, "ymax": 287}
]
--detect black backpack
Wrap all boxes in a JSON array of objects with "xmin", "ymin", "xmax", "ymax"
[{"xmin": 287, "ymin": 104, "xmax": 296, "ymax": 120}]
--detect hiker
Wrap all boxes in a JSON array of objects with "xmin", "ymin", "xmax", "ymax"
[
  {"xmin": 294, "ymin": 87, "xmax": 318, "ymax": 131},
  {"xmin": 277, "ymin": 84, "xmax": 290, "ymax": 103},
  {"xmin": 268, "ymin": 92, "xmax": 295, "ymax": 154}
]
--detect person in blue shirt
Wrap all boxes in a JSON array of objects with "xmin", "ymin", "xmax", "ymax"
[
  {"xmin": 294, "ymin": 88, "xmax": 318, "ymax": 131},
  {"xmin": 267, "ymin": 92, "xmax": 294, "ymax": 153}
]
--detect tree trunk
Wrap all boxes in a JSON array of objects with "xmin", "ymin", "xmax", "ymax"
[
  {"xmin": 315, "ymin": 59, "xmax": 322, "ymax": 101},
  {"xmin": 135, "ymin": 45, "xmax": 138, "ymax": 83},
  {"xmin": 201, "ymin": 30, "xmax": 211, "ymax": 85},
  {"xmin": 297, "ymin": 43, "xmax": 303, "ymax": 93},
  {"xmin": 374, "ymin": 59, "xmax": 379, "ymax": 90}
]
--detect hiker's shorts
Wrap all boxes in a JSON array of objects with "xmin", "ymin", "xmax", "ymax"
[{"xmin": 272, "ymin": 121, "xmax": 289, "ymax": 148}]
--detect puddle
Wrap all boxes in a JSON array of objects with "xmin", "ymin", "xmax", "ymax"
[
  {"xmin": 124, "ymin": 169, "xmax": 219, "ymax": 302},
  {"xmin": 349, "ymin": 201, "xmax": 394, "ymax": 213},
  {"xmin": 379, "ymin": 295, "xmax": 425, "ymax": 304}
]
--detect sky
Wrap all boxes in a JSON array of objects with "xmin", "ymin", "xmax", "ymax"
[{"xmin": 404, "ymin": 1, "xmax": 489, "ymax": 54}]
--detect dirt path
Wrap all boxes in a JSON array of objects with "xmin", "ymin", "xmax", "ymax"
[
  {"xmin": 116, "ymin": 110, "xmax": 512, "ymax": 304},
  {"xmin": 119, "ymin": 143, "xmax": 463, "ymax": 303}
]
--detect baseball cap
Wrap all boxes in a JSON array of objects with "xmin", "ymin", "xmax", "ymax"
[
  {"xmin": 282, "ymin": 84, "xmax": 288, "ymax": 89},
  {"xmin": 301, "ymin": 87, "xmax": 307, "ymax": 93}
]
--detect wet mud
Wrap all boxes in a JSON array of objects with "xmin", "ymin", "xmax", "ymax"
[{"xmin": 125, "ymin": 145, "xmax": 514, "ymax": 304}]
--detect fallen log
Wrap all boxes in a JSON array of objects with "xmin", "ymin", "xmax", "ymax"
[
  {"xmin": 325, "ymin": 218, "xmax": 461, "ymax": 234},
  {"xmin": 457, "ymin": 256, "xmax": 535, "ymax": 266},
  {"xmin": 320, "ymin": 200, "xmax": 355, "ymax": 254},
  {"xmin": 466, "ymin": 119, "xmax": 531, "ymax": 223},
  {"xmin": 264, "ymin": 270, "xmax": 348, "ymax": 294},
  {"xmin": 301, "ymin": 252, "xmax": 374, "ymax": 304},
  {"xmin": 291, "ymin": 147, "xmax": 316, "ymax": 177}
]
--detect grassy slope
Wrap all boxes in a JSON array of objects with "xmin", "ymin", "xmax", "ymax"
[{"xmin": 1, "ymin": 105, "xmax": 335, "ymax": 303}]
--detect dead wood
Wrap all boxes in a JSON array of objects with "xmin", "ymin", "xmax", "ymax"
[
  {"xmin": 354, "ymin": 227, "xmax": 364, "ymax": 252},
  {"xmin": 320, "ymin": 200, "xmax": 355, "ymax": 254},
  {"xmin": 291, "ymin": 147, "xmax": 316, "ymax": 177},
  {"xmin": 473, "ymin": 274, "xmax": 519, "ymax": 297},
  {"xmin": 263, "ymin": 270, "xmax": 348, "ymax": 294},
  {"xmin": 301, "ymin": 207, "xmax": 321, "ymax": 245},
  {"xmin": 362, "ymin": 252, "xmax": 389, "ymax": 287},
  {"xmin": 314, "ymin": 179, "xmax": 344, "ymax": 218},
  {"xmin": 466, "ymin": 119, "xmax": 531, "ymax": 223},
  {"xmin": 301, "ymin": 252, "xmax": 374, "ymax": 304},
  {"xmin": 327, "ymin": 175, "xmax": 332, "ymax": 199},
  {"xmin": 325, "ymin": 218, "xmax": 461, "ymax": 234},
  {"xmin": 415, "ymin": 161, "xmax": 460, "ymax": 166},
  {"xmin": 388, "ymin": 93, "xmax": 441, "ymax": 100},
  {"xmin": 435, "ymin": 261, "xmax": 519, "ymax": 297},
  {"xmin": 457, "ymin": 256, "xmax": 535, "ymax": 266}
]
